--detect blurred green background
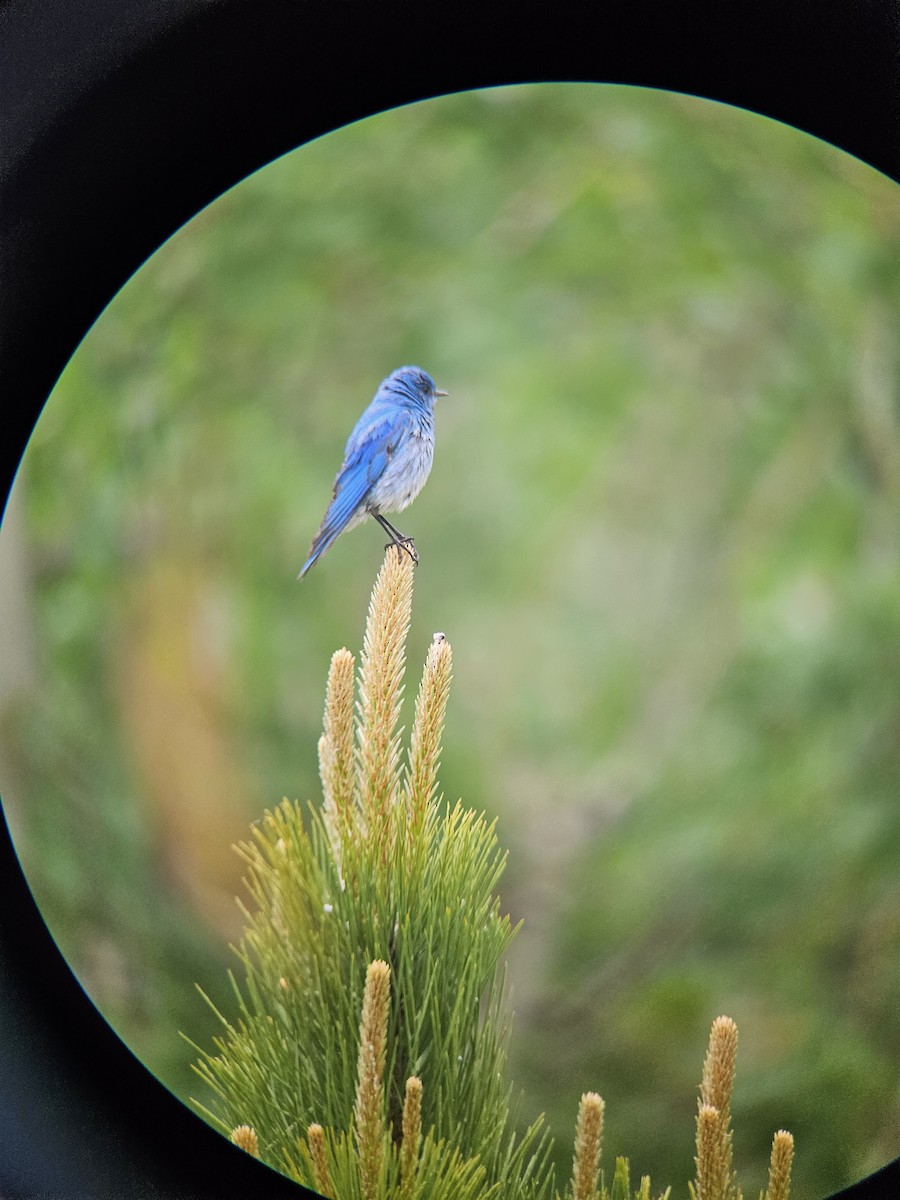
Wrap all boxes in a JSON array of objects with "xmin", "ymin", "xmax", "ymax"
[{"xmin": 1, "ymin": 84, "xmax": 899, "ymax": 1199}]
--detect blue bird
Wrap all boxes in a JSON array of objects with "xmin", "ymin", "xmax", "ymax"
[{"xmin": 299, "ymin": 366, "xmax": 448, "ymax": 578}]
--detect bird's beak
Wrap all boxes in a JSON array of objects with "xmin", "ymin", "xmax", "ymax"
[{"xmin": 435, "ymin": 389, "xmax": 449, "ymax": 397}]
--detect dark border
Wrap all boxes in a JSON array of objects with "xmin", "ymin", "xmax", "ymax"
[{"xmin": 1, "ymin": 0, "xmax": 899, "ymax": 1196}]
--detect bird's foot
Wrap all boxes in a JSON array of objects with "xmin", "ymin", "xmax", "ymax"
[{"xmin": 384, "ymin": 536, "xmax": 419, "ymax": 566}]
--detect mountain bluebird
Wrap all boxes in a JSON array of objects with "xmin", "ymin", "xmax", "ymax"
[{"xmin": 299, "ymin": 365, "xmax": 448, "ymax": 578}]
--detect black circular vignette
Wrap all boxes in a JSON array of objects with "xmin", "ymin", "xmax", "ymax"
[{"xmin": 1, "ymin": 0, "xmax": 899, "ymax": 1197}]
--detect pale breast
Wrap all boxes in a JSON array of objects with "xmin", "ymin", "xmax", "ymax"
[{"xmin": 368, "ymin": 423, "xmax": 435, "ymax": 516}]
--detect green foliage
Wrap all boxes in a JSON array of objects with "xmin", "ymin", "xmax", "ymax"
[{"xmin": 191, "ymin": 789, "xmax": 547, "ymax": 1193}]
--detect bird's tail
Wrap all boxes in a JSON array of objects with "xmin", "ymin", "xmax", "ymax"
[
  {"xmin": 298, "ymin": 499, "xmax": 362, "ymax": 577},
  {"xmin": 298, "ymin": 456, "xmax": 372, "ymax": 578},
  {"xmin": 298, "ymin": 525, "xmax": 342, "ymax": 578}
]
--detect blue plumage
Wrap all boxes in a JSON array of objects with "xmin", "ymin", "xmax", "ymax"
[{"xmin": 299, "ymin": 366, "xmax": 447, "ymax": 578}]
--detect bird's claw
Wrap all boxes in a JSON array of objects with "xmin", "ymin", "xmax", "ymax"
[{"xmin": 385, "ymin": 537, "xmax": 418, "ymax": 566}]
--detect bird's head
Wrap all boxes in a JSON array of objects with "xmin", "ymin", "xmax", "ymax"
[{"xmin": 387, "ymin": 365, "xmax": 449, "ymax": 407}]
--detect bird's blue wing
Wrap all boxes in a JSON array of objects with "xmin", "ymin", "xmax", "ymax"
[{"xmin": 298, "ymin": 411, "xmax": 410, "ymax": 577}]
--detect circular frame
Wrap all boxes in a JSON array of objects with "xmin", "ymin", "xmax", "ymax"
[{"xmin": 2, "ymin": 1, "xmax": 900, "ymax": 1195}]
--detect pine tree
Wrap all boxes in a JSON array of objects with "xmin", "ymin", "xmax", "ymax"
[
  {"xmin": 190, "ymin": 549, "xmax": 553, "ymax": 1198},
  {"xmin": 188, "ymin": 548, "xmax": 792, "ymax": 1200}
]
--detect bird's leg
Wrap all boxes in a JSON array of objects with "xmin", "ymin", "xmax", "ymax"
[{"xmin": 373, "ymin": 513, "xmax": 419, "ymax": 565}]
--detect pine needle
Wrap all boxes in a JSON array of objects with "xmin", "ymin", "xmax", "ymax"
[
  {"xmin": 571, "ymin": 1092, "xmax": 604, "ymax": 1200},
  {"xmin": 357, "ymin": 548, "xmax": 414, "ymax": 833},
  {"xmin": 693, "ymin": 1017, "xmax": 741, "ymax": 1200},
  {"xmin": 320, "ymin": 646, "xmax": 357, "ymax": 857},
  {"xmin": 400, "ymin": 1075, "xmax": 424, "ymax": 1200},
  {"xmin": 764, "ymin": 1131, "xmax": 794, "ymax": 1200},
  {"xmin": 355, "ymin": 959, "xmax": 392, "ymax": 1200},
  {"xmin": 405, "ymin": 632, "xmax": 453, "ymax": 832},
  {"xmin": 308, "ymin": 1123, "xmax": 336, "ymax": 1198},
  {"xmin": 230, "ymin": 1124, "xmax": 259, "ymax": 1157}
]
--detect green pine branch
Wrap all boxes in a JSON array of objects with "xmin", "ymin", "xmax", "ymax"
[
  {"xmin": 189, "ymin": 548, "xmax": 552, "ymax": 1198},
  {"xmin": 187, "ymin": 548, "xmax": 794, "ymax": 1200}
]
